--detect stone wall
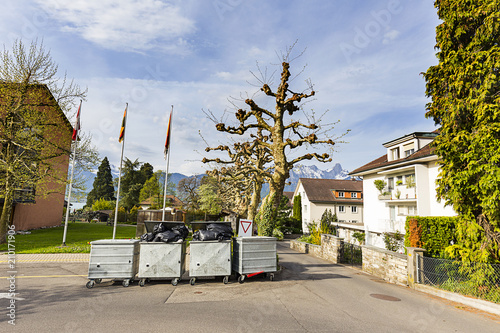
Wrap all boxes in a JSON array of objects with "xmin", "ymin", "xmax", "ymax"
[
  {"xmin": 290, "ymin": 234, "xmax": 343, "ymax": 264},
  {"xmin": 290, "ymin": 235, "xmax": 408, "ymax": 286},
  {"xmin": 290, "ymin": 240, "xmax": 322, "ymax": 258},
  {"xmin": 362, "ymin": 245, "xmax": 408, "ymax": 286}
]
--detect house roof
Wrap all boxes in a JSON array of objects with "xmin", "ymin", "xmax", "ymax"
[
  {"xmin": 350, "ymin": 143, "xmax": 436, "ymax": 176},
  {"xmin": 299, "ymin": 178, "xmax": 363, "ymax": 204},
  {"xmin": 283, "ymin": 191, "xmax": 294, "ymax": 207},
  {"xmin": 140, "ymin": 195, "xmax": 184, "ymax": 207}
]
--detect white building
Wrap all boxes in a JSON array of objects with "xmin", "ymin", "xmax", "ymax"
[
  {"xmin": 293, "ymin": 178, "xmax": 363, "ymax": 232},
  {"xmin": 350, "ymin": 131, "xmax": 456, "ymax": 249}
]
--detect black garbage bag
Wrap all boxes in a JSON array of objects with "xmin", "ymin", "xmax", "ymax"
[
  {"xmin": 171, "ymin": 225, "xmax": 189, "ymax": 239},
  {"xmin": 140, "ymin": 232, "xmax": 155, "ymax": 242},
  {"xmin": 207, "ymin": 223, "xmax": 233, "ymax": 240},
  {"xmin": 152, "ymin": 223, "xmax": 166, "ymax": 234},
  {"xmin": 192, "ymin": 229, "xmax": 219, "ymax": 241},
  {"xmin": 153, "ymin": 230, "xmax": 183, "ymax": 243}
]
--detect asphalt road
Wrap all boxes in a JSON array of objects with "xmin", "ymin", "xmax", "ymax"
[{"xmin": 0, "ymin": 241, "xmax": 499, "ymax": 332}]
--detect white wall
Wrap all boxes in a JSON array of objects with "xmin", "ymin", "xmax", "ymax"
[
  {"xmin": 363, "ymin": 173, "xmax": 388, "ymax": 234},
  {"xmin": 427, "ymin": 162, "xmax": 456, "ymax": 216}
]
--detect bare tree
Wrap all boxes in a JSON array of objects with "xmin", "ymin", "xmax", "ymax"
[{"xmin": 206, "ymin": 51, "xmax": 346, "ymax": 235}]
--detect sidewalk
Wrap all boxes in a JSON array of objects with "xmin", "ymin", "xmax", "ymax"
[{"xmin": 0, "ymin": 252, "xmax": 89, "ymax": 263}]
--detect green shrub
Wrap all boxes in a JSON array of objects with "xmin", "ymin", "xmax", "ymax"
[
  {"xmin": 352, "ymin": 231, "xmax": 365, "ymax": 245},
  {"xmin": 383, "ymin": 231, "xmax": 404, "ymax": 252},
  {"xmin": 272, "ymin": 228, "xmax": 284, "ymax": 241},
  {"xmin": 405, "ymin": 216, "xmax": 457, "ymax": 258}
]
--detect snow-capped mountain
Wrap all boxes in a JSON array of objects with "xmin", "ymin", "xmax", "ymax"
[{"xmin": 283, "ymin": 163, "xmax": 351, "ymax": 192}]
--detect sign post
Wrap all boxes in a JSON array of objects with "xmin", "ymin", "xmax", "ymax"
[{"xmin": 238, "ymin": 219, "xmax": 253, "ymax": 237}]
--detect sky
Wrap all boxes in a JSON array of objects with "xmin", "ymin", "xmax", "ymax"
[{"xmin": 0, "ymin": 0, "xmax": 441, "ymax": 176}]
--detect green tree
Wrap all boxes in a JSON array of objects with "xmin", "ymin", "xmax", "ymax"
[
  {"xmin": 423, "ymin": 0, "xmax": 500, "ymax": 262},
  {"xmin": 139, "ymin": 172, "xmax": 162, "ymax": 208},
  {"xmin": 197, "ymin": 176, "xmax": 222, "ymax": 215},
  {"xmin": 86, "ymin": 156, "xmax": 115, "ymax": 207},
  {"xmin": 119, "ymin": 158, "xmax": 146, "ymax": 210},
  {"xmin": 0, "ymin": 39, "xmax": 90, "ymax": 243},
  {"xmin": 293, "ymin": 194, "xmax": 302, "ymax": 222},
  {"xmin": 91, "ymin": 198, "xmax": 115, "ymax": 211}
]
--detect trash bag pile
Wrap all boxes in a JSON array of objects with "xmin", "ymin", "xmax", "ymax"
[
  {"xmin": 192, "ymin": 223, "xmax": 234, "ymax": 241},
  {"xmin": 140, "ymin": 223, "xmax": 189, "ymax": 243}
]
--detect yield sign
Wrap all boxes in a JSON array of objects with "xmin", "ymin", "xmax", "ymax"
[{"xmin": 239, "ymin": 219, "xmax": 253, "ymax": 237}]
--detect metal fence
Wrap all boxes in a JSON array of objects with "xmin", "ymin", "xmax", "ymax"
[
  {"xmin": 416, "ymin": 254, "xmax": 500, "ymax": 304},
  {"xmin": 339, "ymin": 242, "xmax": 362, "ymax": 266}
]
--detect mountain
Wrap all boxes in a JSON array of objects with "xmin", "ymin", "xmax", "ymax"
[{"xmin": 78, "ymin": 163, "xmax": 349, "ymax": 201}]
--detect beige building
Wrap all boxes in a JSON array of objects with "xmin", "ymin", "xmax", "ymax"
[{"xmin": 293, "ymin": 178, "xmax": 363, "ymax": 232}]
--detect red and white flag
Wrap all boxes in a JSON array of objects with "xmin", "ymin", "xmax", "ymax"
[{"xmin": 72, "ymin": 101, "xmax": 82, "ymax": 141}]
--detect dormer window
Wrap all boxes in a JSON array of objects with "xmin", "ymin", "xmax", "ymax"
[
  {"xmin": 391, "ymin": 148, "xmax": 400, "ymax": 160},
  {"xmin": 338, "ymin": 191, "xmax": 345, "ymax": 198},
  {"xmin": 403, "ymin": 142, "xmax": 415, "ymax": 157}
]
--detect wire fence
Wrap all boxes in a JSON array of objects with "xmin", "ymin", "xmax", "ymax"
[
  {"xmin": 339, "ymin": 242, "xmax": 362, "ymax": 266},
  {"xmin": 416, "ymin": 254, "xmax": 500, "ymax": 304}
]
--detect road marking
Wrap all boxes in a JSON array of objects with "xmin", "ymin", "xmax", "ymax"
[{"xmin": 0, "ymin": 275, "xmax": 87, "ymax": 279}]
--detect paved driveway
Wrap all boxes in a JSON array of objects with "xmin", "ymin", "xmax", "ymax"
[{"xmin": 0, "ymin": 241, "xmax": 498, "ymax": 332}]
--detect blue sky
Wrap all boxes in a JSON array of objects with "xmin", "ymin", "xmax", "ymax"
[{"xmin": 1, "ymin": 0, "xmax": 441, "ymax": 176}]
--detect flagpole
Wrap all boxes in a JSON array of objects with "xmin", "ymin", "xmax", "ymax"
[
  {"xmin": 62, "ymin": 100, "xmax": 82, "ymax": 247},
  {"xmin": 162, "ymin": 106, "xmax": 173, "ymax": 221},
  {"xmin": 113, "ymin": 103, "xmax": 128, "ymax": 239}
]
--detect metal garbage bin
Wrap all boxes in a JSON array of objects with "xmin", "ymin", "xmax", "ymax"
[
  {"xmin": 189, "ymin": 221, "xmax": 232, "ymax": 285},
  {"xmin": 86, "ymin": 239, "xmax": 140, "ymax": 288},
  {"xmin": 232, "ymin": 236, "xmax": 277, "ymax": 283},
  {"xmin": 137, "ymin": 221, "xmax": 187, "ymax": 287}
]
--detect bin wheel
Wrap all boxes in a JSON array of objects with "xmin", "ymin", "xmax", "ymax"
[
  {"xmin": 95, "ymin": 278, "xmax": 102, "ymax": 284},
  {"xmin": 269, "ymin": 273, "xmax": 275, "ymax": 281},
  {"xmin": 86, "ymin": 280, "xmax": 95, "ymax": 289},
  {"xmin": 223, "ymin": 276, "xmax": 229, "ymax": 284},
  {"xmin": 122, "ymin": 279, "xmax": 130, "ymax": 287},
  {"xmin": 238, "ymin": 275, "xmax": 245, "ymax": 284},
  {"xmin": 190, "ymin": 278, "xmax": 196, "ymax": 286},
  {"xmin": 172, "ymin": 278, "xmax": 179, "ymax": 286},
  {"xmin": 139, "ymin": 279, "xmax": 146, "ymax": 287}
]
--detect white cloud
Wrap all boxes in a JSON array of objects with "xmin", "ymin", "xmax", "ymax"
[
  {"xmin": 382, "ymin": 29, "xmax": 400, "ymax": 45},
  {"xmin": 36, "ymin": 0, "xmax": 196, "ymax": 53}
]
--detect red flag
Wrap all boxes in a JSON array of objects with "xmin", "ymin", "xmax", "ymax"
[
  {"xmin": 164, "ymin": 110, "xmax": 172, "ymax": 159},
  {"xmin": 119, "ymin": 105, "xmax": 127, "ymax": 143},
  {"xmin": 72, "ymin": 101, "xmax": 82, "ymax": 141}
]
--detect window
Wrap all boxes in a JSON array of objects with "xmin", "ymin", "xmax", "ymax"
[
  {"xmin": 338, "ymin": 191, "xmax": 345, "ymax": 198},
  {"xmin": 405, "ymin": 174, "xmax": 415, "ymax": 186},
  {"xmin": 351, "ymin": 206, "xmax": 358, "ymax": 213},
  {"xmin": 388, "ymin": 177, "xmax": 394, "ymax": 190},
  {"xmin": 351, "ymin": 192, "xmax": 357, "ymax": 198},
  {"xmin": 403, "ymin": 142, "xmax": 415, "ymax": 157},
  {"xmin": 338, "ymin": 206, "xmax": 345, "ymax": 213},
  {"xmin": 351, "ymin": 220, "xmax": 358, "ymax": 223},
  {"xmin": 405, "ymin": 148, "xmax": 415, "ymax": 157},
  {"xmin": 408, "ymin": 206, "xmax": 417, "ymax": 215},
  {"xmin": 391, "ymin": 148, "xmax": 400, "ymax": 160},
  {"xmin": 303, "ymin": 205, "xmax": 307, "ymax": 213}
]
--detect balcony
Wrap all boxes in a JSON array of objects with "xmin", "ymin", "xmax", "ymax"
[{"xmin": 378, "ymin": 184, "xmax": 416, "ymax": 202}]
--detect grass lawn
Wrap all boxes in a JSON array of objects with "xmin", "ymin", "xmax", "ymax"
[{"xmin": 0, "ymin": 222, "xmax": 137, "ymax": 254}]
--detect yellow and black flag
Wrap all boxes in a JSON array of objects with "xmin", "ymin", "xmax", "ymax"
[{"xmin": 119, "ymin": 104, "xmax": 127, "ymax": 143}]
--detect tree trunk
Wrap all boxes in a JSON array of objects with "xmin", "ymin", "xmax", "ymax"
[
  {"xmin": 0, "ymin": 188, "xmax": 14, "ymax": 244},
  {"xmin": 247, "ymin": 179, "xmax": 263, "ymax": 221}
]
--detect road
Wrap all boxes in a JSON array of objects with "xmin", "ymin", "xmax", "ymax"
[{"xmin": 0, "ymin": 241, "xmax": 499, "ymax": 332}]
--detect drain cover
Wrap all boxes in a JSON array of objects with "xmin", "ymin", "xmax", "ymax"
[{"xmin": 370, "ymin": 294, "xmax": 401, "ymax": 302}]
